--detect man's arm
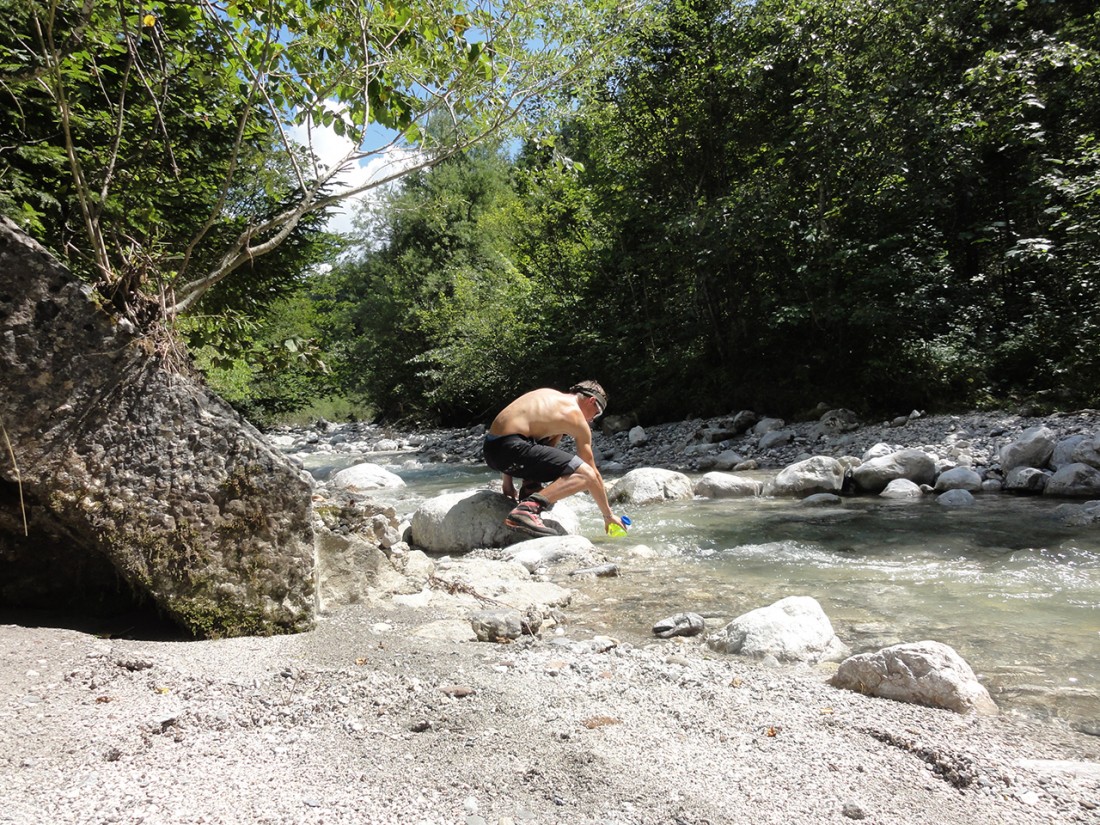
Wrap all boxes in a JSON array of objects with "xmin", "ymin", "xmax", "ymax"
[{"xmin": 570, "ymin": 423, "xmax": 620, "ymax": 526}]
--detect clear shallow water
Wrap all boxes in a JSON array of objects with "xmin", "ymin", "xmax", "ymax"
[{"xmin": 307, "ymin": 453, "xmax": 1100, "ymax": 733}]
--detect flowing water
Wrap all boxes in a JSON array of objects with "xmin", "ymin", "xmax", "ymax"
[{"xmin": 308, "ymin": 453, "xmax": 1100, "ymax": 734}]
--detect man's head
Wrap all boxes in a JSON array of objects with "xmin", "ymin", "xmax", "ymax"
[{"xmin": 570, "ymin": 380, "xmax": 607, "ymax": 421}]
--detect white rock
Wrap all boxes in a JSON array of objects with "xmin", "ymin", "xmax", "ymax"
[
  {"xmin": 608, "ymin": 468, "xmax": 693, "ymax": 506},
  {"xmin": 409, "ymin": 490, "xmax": 579, "ymax": 554},
  {"xmin": 764, "ymin": 456, "xmax": 845, "ymax": 497},
  {"xmin": 758, "ymin": 429, "xmax": 794, "ymax": 450},
  {"xmin": 503, "ymin": 535, "xmax": 600, "ymax": 572},
  {"xmin": 694, "ymin": 472, "xmax": 763, "ymax": 499},
  {"xmin": 330, "ymin": 462, "xmax": 405, "ymax": 492},
  {"xmin": 830, "ymin": 640, "xmax": 998, "ymax": 715},
  {"xmin": 851, "ymin": 449, "xmax": 936, "ymax": 494},
  {"xmin": 879, "ymin": 478, "xmax": 923, "ymax": 499},
  {"xmin": 706, "ymin": 596, "xmax": 850, "ymax": 664},
  {"xmin": 751, "ymin": 417, "xmax": 785, "ymax": 435},
  {"xmin": 998, "ymin": 426, "xmax": 1056, "ymax": 472},
  {"xmin": 315, "ymin": 531, "xmax": 409, "ymax": 610}
]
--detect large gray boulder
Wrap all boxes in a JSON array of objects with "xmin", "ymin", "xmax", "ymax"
[
  {"xmin": 764, "ymin": 456, "xmax": 845, "ymax": 497},
  {"xmin": 1070, "ymin": 435, "xmax": 1100, "ymax": 470},
  {"xmin": 706, "ymin": 596, "xmax": 850, "ymax": 664},
  {"xmin": 408, "ymin": 490, "xmax": 579, "ymax": 553},
  {"xmin": 608, "ymin": 468, "xmax": 693, "ymax": 506},
  {"xmin": 933, "ymin": 466, "xmax": 983, "ymax": 493},
  {"xmin": 693, "ymin": 472, "xmax": 762, "ymax": 499},
  {"xmin": 851, "ymin": 449, "xmax": 937, "ymax": 494},
  {"xmin": 329, "ymin": 462, "xmax": 405, "ymax": 492},
  {"xmin": 830, "ymin": 640, "xmax": 999, "ymax": 715},
  {"xmin": 1051, "ymin": 435, "xmax": 1087, "ymax": 470},
  {"xmin": 998, "ymin": 426, "xmax": 1056, "ymax": 472},
  {"xmin": 0, "ymin": 217, "xmax": 315, "ymax": 636},
  {"xmin": 1044, "ymin": 463, "xmax": 1100, "ymax": 498}
]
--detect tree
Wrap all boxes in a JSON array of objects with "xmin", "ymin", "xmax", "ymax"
[
  {"xmin": 1, "ymin": 0, "xmax": 633, "ymax": 327},
  {"xmin": 327, "ymin": 141, "xmax": 540, "ymax": 422}
]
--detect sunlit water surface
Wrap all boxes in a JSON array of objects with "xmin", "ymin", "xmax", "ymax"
[{"xmin": 306, "ymin": 452, "xmax": 1100, "ymax": 734}]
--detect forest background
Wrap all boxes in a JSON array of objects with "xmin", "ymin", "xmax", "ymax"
[{"xmin": 3, "ymin": 0, "xmax": 1099, "ymax": 428}]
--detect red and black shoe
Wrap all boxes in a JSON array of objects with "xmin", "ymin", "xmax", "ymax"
[{"xmin": 505, "ymin": 495, "xmax": 557, "ymax": 537}]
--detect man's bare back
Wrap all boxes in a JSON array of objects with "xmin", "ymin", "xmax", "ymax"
[{"xmin": 489, "ymin": 388, "xmax": 589, "ymax": 443}]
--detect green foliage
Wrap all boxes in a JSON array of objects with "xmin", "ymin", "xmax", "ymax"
[
  {"xmin": 1, "ymin": 0, "xmax": 632, "ymax": 326},
  {"xmin": 326, "ymin": 143, "xmax": 542, "ymax": 422},
  {"xmin": 185, "ymin": 269, "xmax": 341, "ymax": 424},
  {"xmin": 12, "ymin": 0, "xmax": 1094, "ymax": 423},
  {"xmin": 560, "ymin": 0, "xmax": 1100, "ymax": 417}
]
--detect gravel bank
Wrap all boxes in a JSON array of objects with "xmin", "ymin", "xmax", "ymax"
[
  {"xmin": 4, "ymin": 408, "xmax": 1100, "ymax": 825},
  {"xmin": 4, "ymin": 601, "xmax": 1100, "ymax": 825}
]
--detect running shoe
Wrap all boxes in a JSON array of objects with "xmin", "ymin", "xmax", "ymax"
[{"xmin": 504, "ymin": 500, "xmax": 557, "ymax": 537}]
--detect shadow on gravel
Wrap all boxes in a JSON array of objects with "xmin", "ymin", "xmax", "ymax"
[{"xmin": 0, "ymin": 605, "xmax": 187, "ymax": 641}]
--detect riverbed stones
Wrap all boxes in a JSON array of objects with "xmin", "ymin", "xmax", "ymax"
[
  {"xmin": 933, "ymin": 466, "xmax": 983, "ymax": 493},
  {"xmin": 764, "ymin": 456, "xmax": 845, "ymax": 497},
  {"xmin": 608, "ymin": 468, "xmax": 693, "ymax": 506},
  {"xmin": 652, "ymin": 612, "xmax": 706, "ymax": 638},
  {"xmin": 408, "ymin": 490, "xmax": 579, "ymax": 553},
  {"xmin": 706, "ymin": 596, "xmax": 850, "ymax": 664},
  {"xmin": 999, "ymin": 426, "xmax": 1057, "ymax": 472},
  {"xmin": 880, "ymin": 479, "xmax": 923, "ymax": 499},
  {"xmin": 470, "ymin": 609, "xmax": 525, "ymax": 642},
  {"xmin": 330, "ymin": 462, "xmax": 406, "ymax": 492},
  {"xmin": 851, "ymin": 449, "xmax": 937, "ymax": 494},
  {"xmin": 1005, "ymin": 467, "xmax": 1050, "ymax": 494},
  {"xmin": 693, "ymin": 472, "xmax": 762, "ymax": 499},
  {"xmin": 1044, "ymin": 463, "xmax": 1100, "ymax": 498},
  {"xmin": 830, "ymin": 640, "xmax": 999, "ymax": 716},
  {"xmin": 502, "ymin": 535, "xmax": 602, "ymax": 573}
]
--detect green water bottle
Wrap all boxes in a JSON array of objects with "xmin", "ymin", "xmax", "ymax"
[{"xmin": 606, "ymin": 515, "xmax": 631, "ymax": 537}]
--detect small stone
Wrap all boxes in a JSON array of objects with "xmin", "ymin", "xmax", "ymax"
[
  {"xmin": 440, "ymin": 684, "xmax": 476, "ymax": 698},
  {"xmin": 842, "ymin": 803, "xmax": 866, "ymax": 820}
]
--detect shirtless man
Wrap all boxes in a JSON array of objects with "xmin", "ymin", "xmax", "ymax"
[{"xmin": 483, "ymin": 380, "xmax": 626, "ymax": 537}]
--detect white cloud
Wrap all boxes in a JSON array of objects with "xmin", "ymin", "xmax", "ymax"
[{"xmin": 287, "ymin": 109, "xmax": 423, "ymax": 236}]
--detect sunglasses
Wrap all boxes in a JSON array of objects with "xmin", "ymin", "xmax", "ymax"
[{"xmin": 582, "ymin": 391, "xmax": 606, "ymax": 418}]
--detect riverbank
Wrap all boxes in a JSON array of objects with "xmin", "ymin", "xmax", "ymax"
[
  {"xmin": 3, "ymin": 407, "xmax": 1100, "ymax": 824},
  {"xmin": 3, "ymin": 599, "xmax": 1100, "ymax": 825}
]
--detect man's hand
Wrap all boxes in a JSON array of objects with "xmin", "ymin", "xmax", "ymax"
[{"xmin": 502, "ymin": 475, "xmax": 518, "ymax": 500}]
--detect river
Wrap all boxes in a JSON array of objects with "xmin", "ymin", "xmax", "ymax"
[{"xmin": 307, "ymin": 452, "xmax": 1100, "ymax": 736}]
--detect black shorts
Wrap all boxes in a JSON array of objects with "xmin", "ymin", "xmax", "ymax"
[{"xmin": 483, "ymin": 434, "xmax": 584, "ymax": 482}]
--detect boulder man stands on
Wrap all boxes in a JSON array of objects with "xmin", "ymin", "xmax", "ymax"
[{"xmin": 483, "ymin": 381, "xmax": 626, "ymax": 538}]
